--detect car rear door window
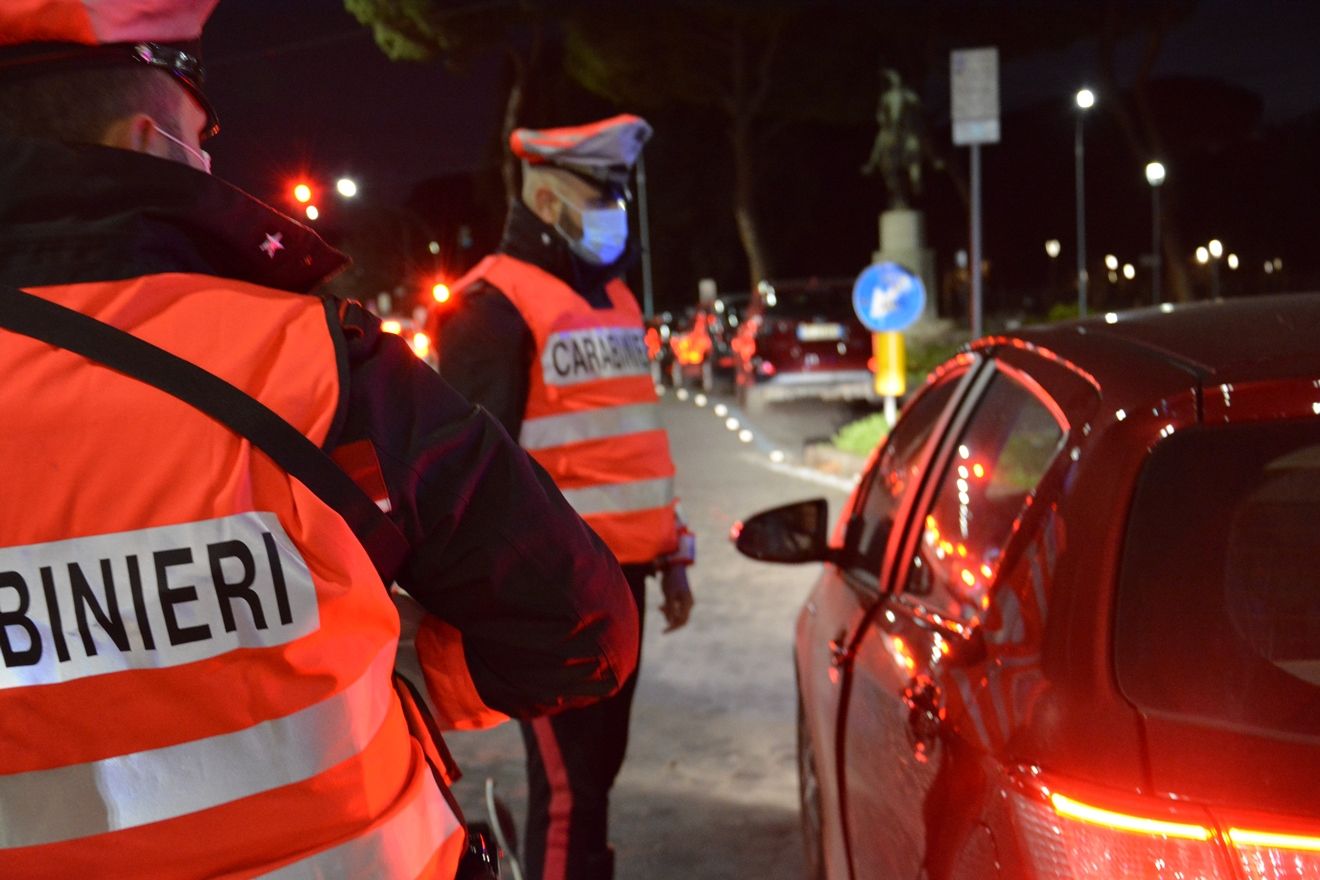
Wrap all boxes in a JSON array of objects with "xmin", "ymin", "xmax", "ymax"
[
  {"xmin": 901, "ymin": 370, "xmax": 1066, "ymax": 622},
  {"xmin": 1116, "ymin": 422, "xmax": 1320, "ymax": 736}
]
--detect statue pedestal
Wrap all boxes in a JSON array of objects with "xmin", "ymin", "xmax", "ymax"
[{"xmin": 873, "ymin": 209, "xmax": 945, "ymax": 335}]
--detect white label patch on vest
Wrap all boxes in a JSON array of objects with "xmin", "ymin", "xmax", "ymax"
[
  {"xmin": 542, "ymin": 326, "xmax": 650, "ymax": 386},
  {"xmin": 0, "ymin": 513, "xmax": 319, "ymax": 689}
]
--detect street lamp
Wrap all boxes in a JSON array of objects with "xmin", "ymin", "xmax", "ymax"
[
  {"xmin": 1045, "ymin": 239, "xmax": 1061, "ymax": 258},
  {"xmin": 1075, "ymin": 88, "xmax": 1096, "ymax": 317},
  {"xmin": 1145, "ymin": 161, "xmax": 1166, "ymax": 304},
  {"xmin": 336, "ymin": 177, "xmax": 359, "ymax": 198}
]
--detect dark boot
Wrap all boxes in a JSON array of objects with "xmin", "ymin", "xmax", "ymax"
[{"xmin": 583, "ymin": 846, "xmax": 615, "ymax": 880}]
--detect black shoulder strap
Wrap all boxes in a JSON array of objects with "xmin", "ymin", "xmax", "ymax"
[{"xmin": 0, "ymin": 284, "xmax": 410, "ymax": 585}]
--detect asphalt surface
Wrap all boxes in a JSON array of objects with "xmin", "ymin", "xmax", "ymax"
[{"xmin": 444, "ymin": 390, "xmax": 856, "ymax": 879}]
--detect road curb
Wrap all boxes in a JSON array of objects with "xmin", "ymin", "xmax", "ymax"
[{"xmin": 802, "ymin": 443, "xmax": 868, "ymax": 481}]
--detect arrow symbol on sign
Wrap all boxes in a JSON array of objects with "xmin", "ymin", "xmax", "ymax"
[{"xmin": 870, "ymin": 275, "xmax": 911, "ymax": 320}]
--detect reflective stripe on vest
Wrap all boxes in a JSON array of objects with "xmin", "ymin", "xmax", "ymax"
[
  {"xmin": 561, "ymin": 476, "xmax": 675, "ymax": 517},
  {"xmin": 0, "ymin": 642, "xmax": 394, "ymax": 849},
  {"xmin": 259, "ymin": 772, "xmax": 460, "ymax": 880},
  {"xmin": 458, "ymin": 255, "xmax": 678, "ymax": 563},
  {"xmin": 519, "ymin": 402, "xmax": 661, "ymax": 450}
]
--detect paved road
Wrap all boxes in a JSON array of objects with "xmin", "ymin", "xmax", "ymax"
[{"xmin": 444, "ymin": 391, "xmax": 855, "ymax": 879}]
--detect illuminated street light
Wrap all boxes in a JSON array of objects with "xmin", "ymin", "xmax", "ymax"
[
  {"xmin": 336, "ymin": 177, "xmax": 358, "ymax": 198},
  {"xmin": 1045, "ymin": 239, "xmax": 1061, "ymax": 258},
  {"xmin": 1104, "ymin": 254, "xmax": 1119, "ymax": 271},
  {"xmin": 1196, "ymin": 246, "xmax": 1210, "ymax": 264},
  {"xmin": 1122, "ymin": 263, "xmax": 1136, "ymax": 280},
  {"xmin": 1265, "ymin": 261, "xmax": 1275, "ymax": 274},
  {"xmin": 1145, "ymin": 161, "xmax": 1166, "ymax": 303},
  {"xmin": 293, "ymin": 183, "xmax": 312, "ymax": 204},
  {"xmin": 1074, "ymin": 88, "xmax": 1096, "ymax": 317},
  {"xmin": 1208, "ymin": 239, "xmax": 1224, "ymax": 259},
  {"xmin": 432, "ymin": 282, "xmax": 451, "ymax": 303},
  {"xmin": 1227, "ymin": 253, "xmax": 1239, "ymax": 270},
  {"xmin": 305, "ymin": 205, "xmax": 319, "ymax": 221}
]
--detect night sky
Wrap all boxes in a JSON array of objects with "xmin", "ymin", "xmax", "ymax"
[
  {"xmin": 199, "ymin": 1, "xmax": 1320, "ymax": 309},
  {"xmin": 202, "ymin": 0, "xmax": 1319, "ymax": 203}
]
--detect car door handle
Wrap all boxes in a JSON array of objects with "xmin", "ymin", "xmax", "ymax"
[
  {"xmin": 828, "ymin": 630, "xmax": 851, "ymax": 667},
  {"xmin": 902, "ymin": 677, "xmax": 942, "ymax": 761}
]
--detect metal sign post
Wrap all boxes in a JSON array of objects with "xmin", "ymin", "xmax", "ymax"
[
  {"xmin": 951, "ymin": 47, "xmax": 1000, "ymax": 340},
  {"xmin": 636, "ymin": 154, "xmax": 654, "ymax": 318}
]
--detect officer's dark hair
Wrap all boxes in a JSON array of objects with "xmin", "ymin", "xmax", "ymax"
[{"xmin": 0, "ymin": 65, "xmax": 182, "ymax": 144}]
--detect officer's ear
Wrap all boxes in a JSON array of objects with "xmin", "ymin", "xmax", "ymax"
[
  {"xmin": 101, "ymin": 112, "xmax": 166, "ymax": 158},
  {"xmin": 528, "ymin": 183, "xmax": 560, "ymax": 226}
]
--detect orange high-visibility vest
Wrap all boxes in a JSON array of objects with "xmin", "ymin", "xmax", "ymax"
[
  {"xmin": 0, "ymin": 274, "xmax": 467, "ymax": 879},
  {"xmin": 457, "ymin": 255, "xmax": 677, "ymax": 564}
]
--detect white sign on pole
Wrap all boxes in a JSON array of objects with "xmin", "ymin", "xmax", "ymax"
[{"xmin": 951, "ymin": 47, "xmax": 1000, "ymax": 145}]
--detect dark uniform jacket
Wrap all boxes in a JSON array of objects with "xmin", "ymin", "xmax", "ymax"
[{"xmin": 0, "ymin": 129, "xmax": 638, "ymax": 717}]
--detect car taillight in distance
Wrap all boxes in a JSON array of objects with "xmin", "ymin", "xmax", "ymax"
[{"xmin": 1006, "ymin": 770, "xmax": 1320, "ymax": 879}]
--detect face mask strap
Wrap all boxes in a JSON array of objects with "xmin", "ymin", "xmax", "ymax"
[{"xmin": 151, "ymin": 121, "xmax": 212, "ymax": 174}]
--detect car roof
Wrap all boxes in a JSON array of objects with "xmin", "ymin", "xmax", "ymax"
[{"xmin": 996, "ymin": 293, "xmax": 1320, "ymax": 387}]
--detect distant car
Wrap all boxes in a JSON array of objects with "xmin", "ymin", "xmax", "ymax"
[
  {"xmin": 731, "ymin": 278, "xmax": 877, "ymax": 411},
  {"xmin": 733, "ymin": 295, "xmax": 1320, "ymax": 880},
  {"xmin": 666, "ymin": 304, "xmax": 737, "ymax": 392}
]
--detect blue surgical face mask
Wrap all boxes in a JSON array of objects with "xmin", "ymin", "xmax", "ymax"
[
  {"xmin": 151, "ymin": 121, "xmax": 212, "ymax": 174},
  {"xmin": 554, "ymin": 187, "xmax": 629, "ymax": 266}
]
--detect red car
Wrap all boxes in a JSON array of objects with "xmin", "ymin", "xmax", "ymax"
[
  {"xmin": 731, "ymin": 278, "xmax": 877, "ymax": 411},
  {"xmin": 733, "ymin": 295, "xmax": 1320, "ymax": 880}
]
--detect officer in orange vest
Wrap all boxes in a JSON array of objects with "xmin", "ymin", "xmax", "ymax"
[
  {"xmin": 439, "ymin": 115, "xmax": 695, "ymax": 880},
  {"xmin": 0, "ymin": 3, "xmax": 639, "ymax": 878}
]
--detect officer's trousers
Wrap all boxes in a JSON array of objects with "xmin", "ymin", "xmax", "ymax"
[{"xmin": 519, "ymin": 565, "xmax": 648, "ymax": 880}]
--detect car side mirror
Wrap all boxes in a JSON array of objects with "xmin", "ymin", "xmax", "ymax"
[{"xmin": 731, "ymin": 498, "xmax": 836, "ymax": 564}]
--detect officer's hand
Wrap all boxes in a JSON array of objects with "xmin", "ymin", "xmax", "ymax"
[{"xmin": 659, "ymin": 565, "xmax": 694, "ymax": 633}]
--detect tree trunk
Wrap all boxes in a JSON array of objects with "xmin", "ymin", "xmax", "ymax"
[
  {"xmin": 721, "ymin": 12, "xmax": 785, "ymax": 293},
  {"xmin": 730, "ymin": 117, "xmax": 771, "ymax": 291},
  {"xmin": 1098, "ymin": 2, "xmax": 1191, "ymax": 302},
  {"xmin": 499, "ymin": 25, "xmax": 544, "ymax": 206}
]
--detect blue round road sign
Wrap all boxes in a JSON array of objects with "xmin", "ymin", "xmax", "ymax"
[{"xmin": 852, "ymin": 262, "xmax": 926, "ymax": 333}]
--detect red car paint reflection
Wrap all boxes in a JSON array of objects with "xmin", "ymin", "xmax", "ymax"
[{"xmin": 735, "ymin": 295, "xmax": 1320, "ymax": 880}]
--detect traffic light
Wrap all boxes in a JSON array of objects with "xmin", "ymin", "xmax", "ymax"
[
  {"xmin": 292, "ymin": 182, "xmax": 312, "ymax": 204},
  {"xmin": 431, "ymin": 282, "xmax": 451, "ymax": 304}
]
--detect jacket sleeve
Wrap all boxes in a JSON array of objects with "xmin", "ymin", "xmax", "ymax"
[
  {"xmin": 432, "ymin": 281, "xmax": 532, "ymax": 439},
  {"xmin": 324, "ymin": 299, "xmax": 638, "ymax": 725}
]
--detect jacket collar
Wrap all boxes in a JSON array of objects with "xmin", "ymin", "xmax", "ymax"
[
  {"xmin": 498, "ymin": 199, "xmax": 633, "ymax": 305},
  {"xmin": 0, "ymin": 130, "xmax": 345, "ymax": 293}
]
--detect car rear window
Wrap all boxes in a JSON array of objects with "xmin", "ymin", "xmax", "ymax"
[
  {"xmin": 1115, "ymin": 421, "xmax": 1320, "ymax": 738},
  {"xmin": 763, "ymin": 288, "xmax": 855, "ymax": 321}
]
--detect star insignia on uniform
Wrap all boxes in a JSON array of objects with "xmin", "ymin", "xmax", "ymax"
[{"xmin": 259, "ymin": 232, "xmax": 285, "ymax": 259}]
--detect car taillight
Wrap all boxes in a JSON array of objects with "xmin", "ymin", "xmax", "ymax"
[
  {"xmin": 1008, "ymin": 775, "xmax": 1320, "ymax": 880},
  {"xmin": 1010, "ymin": 778, "xmax": 1233, "ymax": 879},
  {"xmin": 757, "ymin": 360, "xmax": 776, "ymax": 377},
  {"xmin": 1227, "ymin": 827, "xmax": 1320, "ymax": 879}
]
